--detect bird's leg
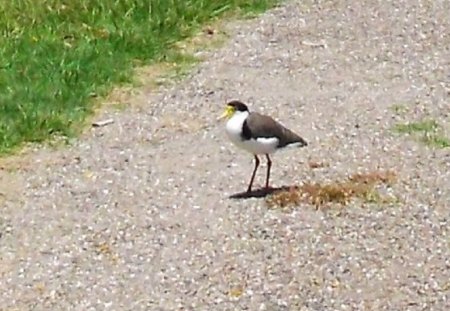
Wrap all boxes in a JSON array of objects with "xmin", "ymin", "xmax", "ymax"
[
  {"xmin": 247, "ymin": 155, "xmax": 260, "ymax": 193},
  {"xmin": 265, "ymin": 154, "xmax": 272, "ymax": 190}
]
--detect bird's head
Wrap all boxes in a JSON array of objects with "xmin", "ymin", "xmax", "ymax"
[{"xmin": 218, "ymin": 100, "xmax": 249, "ymax": 120}]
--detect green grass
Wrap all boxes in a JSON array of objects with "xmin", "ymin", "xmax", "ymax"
[
  {"xmin": 0, "ymin": 0, "xmax": 279, "ymax": 154},
  {"xmin": 393, "ymin": 119, "xmax": 439, "ymax": 134},
  {"xmin": 420, "ymin": 133, "xmax": 450, "ymax": 148},
  {"xmin": 390, "ymin": 103, "xmax": 409, "ymax": 114},
  {"xmin": 393, "ymin": 119, "xmax": 450, "ymax": 148}
]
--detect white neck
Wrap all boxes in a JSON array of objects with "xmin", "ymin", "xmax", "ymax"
[{"xmin": 225, "ymin": 110, "xmax": 249, "ymax": 142}]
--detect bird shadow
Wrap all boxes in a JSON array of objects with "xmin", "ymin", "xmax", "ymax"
[{"xmin": 229, "ymin": 185, "xmax": 293, "ymax": 200}]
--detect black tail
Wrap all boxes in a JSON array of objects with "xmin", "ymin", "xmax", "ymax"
[
  {"xmin": 296, "ymin": 136, "xmax": 308, "ymax": 147},
  {"xmin": 279, "ymin": 127, "xmax": 307, "ymax": 148}
]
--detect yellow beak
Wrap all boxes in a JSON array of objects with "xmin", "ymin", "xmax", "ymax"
[
  {"xmin": 217, "ymin": 106, "xmax": 234, "ymax": 121},
  {"xmin": 217, "ymin": 111, "xmax": 228, "ymax": 120}
]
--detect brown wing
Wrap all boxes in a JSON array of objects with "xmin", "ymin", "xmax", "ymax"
[{"xmin": 244, "ymin": 112, "xmax": 307, "ymax": 148}]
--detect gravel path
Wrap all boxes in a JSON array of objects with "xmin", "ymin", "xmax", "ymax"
[{"xmin": 1, "ymin": 0, "xmax": 449, "ymax": 310}]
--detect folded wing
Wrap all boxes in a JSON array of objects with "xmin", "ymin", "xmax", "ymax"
[{"xmin": 243, "ymin": 112, "xmax": 307, "ymax": 148}]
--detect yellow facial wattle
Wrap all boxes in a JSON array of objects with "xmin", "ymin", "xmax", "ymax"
[{"xmin": 218, "ymin": 105, "xmax": 235, "ymax": 120}]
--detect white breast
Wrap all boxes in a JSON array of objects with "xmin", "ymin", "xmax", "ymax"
[{"xmin": 225, "ymin": 111, "xmax": 248, "ymax": 143}]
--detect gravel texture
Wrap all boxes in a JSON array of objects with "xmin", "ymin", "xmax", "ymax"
[{"xmin": 1, "ymin": 0, "xmax": 450, "ymax": 310}]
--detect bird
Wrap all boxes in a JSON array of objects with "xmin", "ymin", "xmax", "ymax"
[{"xmin": 219, "ymin": 100, "xmax": 307, "ymax": 193}]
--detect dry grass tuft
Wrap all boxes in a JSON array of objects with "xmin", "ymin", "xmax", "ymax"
[
  {"xmin": 266, "ymin": 170, "xmax": 397, "ymax": 209},
  {"xmin": 266, "ymin": 186, "xmax": 303, "ymax": 207},
  {"xmin": 348, "ymin": 170, "xmax": 397, "ymax": 185}
]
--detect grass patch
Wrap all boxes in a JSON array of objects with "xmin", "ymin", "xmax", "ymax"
[
  {"xmin": 266, "ymin": 170, "xmax": 397, "ymax": 209},
  {"xmin": 393, "ymin": 119, "xmax": 438, "ymax": 133},
  {"xmin": 0, "ymin": 0, "xmax": 280, "ymax": 155},
  {"xmin": 393, "ymin": 119, "xmax": 450, "ymax": 148},
  {"xmin": 420, "ymin": 133, "xmax": 450, "ymax": 148},
  {"xmin": 390, "ymin": 103, "xmax": 409, "ymax": 115}
]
